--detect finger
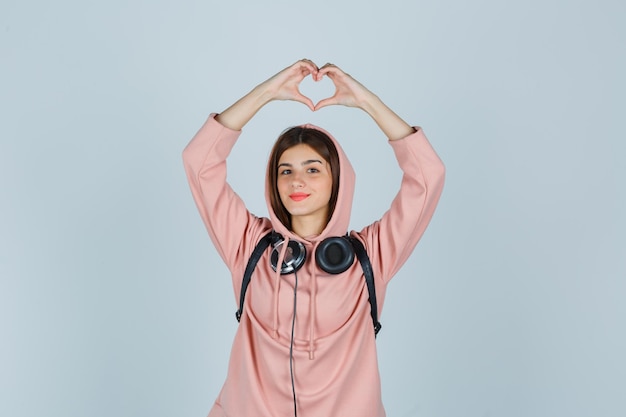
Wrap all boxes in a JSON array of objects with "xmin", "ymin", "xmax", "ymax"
[
  {"xmin": 317, "ymin": 70, "xmax": 340, "ymax": 89},
  {"xmin": 315, "ymin": 67, "xmax": 336, "ymax": 81},
  {"xmin": 296, "ymin": 59, "xmax": 319, "ymax": 77},
  {"xmin": 317, "ymin": 65, "xmax": 340, "ymax": 79},
  {"xmin": 300, "ymin": 58, "xmax": 319, "ymax": 68},
  {"xmin": 319, "ymin": 62, "xmax": 341, "ymax": 71}
]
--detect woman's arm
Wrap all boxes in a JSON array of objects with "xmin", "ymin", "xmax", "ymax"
[
  {"xmin": 183, "ymin": 60, "xmax": 322, "ymax": 270},
  {"xmin": 314, "ymin": 63, "xmax": 414, "ymax": 141},
  {"xmin": 215, "ymin": 59, "xmax": 319, "ymax": 131},
  {"xmin": 314, "ymin": 63, "xmax": 445, "ymax": 282}
]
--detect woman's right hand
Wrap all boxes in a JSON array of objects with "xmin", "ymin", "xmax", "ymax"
[
  {"xmin": 260, "ymin": 59, "xmax": 320, "ymax": 111},
  {"xmin": 215, "ymin": 59, "xmax": 319, "ymax": 131}
]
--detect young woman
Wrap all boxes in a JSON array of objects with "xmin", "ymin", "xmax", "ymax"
[{"xmin": 183, "ymin": 60, "xmax": 445, "ymax": 417}]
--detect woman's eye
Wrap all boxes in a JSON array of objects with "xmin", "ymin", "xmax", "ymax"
[
  {"xmin": 308, "ymin": 168, "xmax": 320, "ymax": 173},
  {"xmin": 280, "ymin": 169, "xmax": 291, "ymax": 175}
]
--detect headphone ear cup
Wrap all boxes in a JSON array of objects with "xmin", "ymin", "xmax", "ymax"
[
  {"xmin": 271, "ymin": 239, "xmax": 306, "ymax": 274},
  {"xmin": 316, "ymin": 237, "xmax": 355, "ymax": 274}
]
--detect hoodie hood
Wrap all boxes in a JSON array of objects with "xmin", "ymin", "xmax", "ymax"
[{"xmin": 265, "ymin": 124, "xmax": 355, "ymax": 241}]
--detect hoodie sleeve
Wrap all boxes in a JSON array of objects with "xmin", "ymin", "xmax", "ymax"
[
  {"xmin": 182, "ymin": 114, "xmax": 270, "ymax": 273},
  {"xmin": 358, "ymin": 128, "xmax": 445, "ymax": 284}
]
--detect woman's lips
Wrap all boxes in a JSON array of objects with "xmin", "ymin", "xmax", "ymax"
[{"xmin": 289, "ymin": 193, "xmax": 310, "ymax": 202}]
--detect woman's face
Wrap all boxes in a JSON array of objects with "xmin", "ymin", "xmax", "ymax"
[{"xmin": 277, "ymin": 144, "xmax": 333, "ymax": 225}]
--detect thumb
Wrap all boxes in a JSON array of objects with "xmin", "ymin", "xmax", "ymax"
[
  {"xmin": 294, "ymin": 93, "xmax": 316, "ymax": 111},
  {"xmin": 314, "ymin": 96, "xmax": 337, "ymax": 111}
]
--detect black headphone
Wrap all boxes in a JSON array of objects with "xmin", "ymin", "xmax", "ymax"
[{"xmin": 270, "ymin": 233, "xmax": 355, "ymax": 275}]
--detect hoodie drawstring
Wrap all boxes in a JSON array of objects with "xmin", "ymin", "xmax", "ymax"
[
  {"xmin": 308, "ymin": 257, "xmax": 317, "ymax": 360},
  {"xmin": 271, "ymin": 237, "xmax": 319, "ymax": 360}
]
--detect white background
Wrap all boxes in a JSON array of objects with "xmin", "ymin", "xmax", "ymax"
[{"xmin": 1, "ymin": 1, "xmax": 624, "ymax": 416}]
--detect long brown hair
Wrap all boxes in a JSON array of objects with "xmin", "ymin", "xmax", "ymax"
[{"xmin": 268, "ymin": 127, "xmax": 340, "ymax": 231}]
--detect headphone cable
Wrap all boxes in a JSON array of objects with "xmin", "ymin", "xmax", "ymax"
[{"xmin": 290, "ymin": 271, "xmax": 298, "ymax": 417}]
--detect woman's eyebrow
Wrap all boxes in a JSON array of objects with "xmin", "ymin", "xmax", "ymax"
[
  {"xmin": 278, "ymin": 159, "xmax": 323, "ymax": 168},
  {"xmin": 302, "ymin": 159, "xmax": 323, "ymax": 166}
]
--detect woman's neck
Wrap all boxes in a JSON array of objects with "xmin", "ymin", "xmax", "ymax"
[{"xmin": 291, "ymin": 216, "xmax": 326, "ymax": 238}]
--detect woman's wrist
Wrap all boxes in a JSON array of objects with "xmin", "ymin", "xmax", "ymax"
[
  {"xmin": 357, "ymin": 91, "xmax": 383, "ymax": 116},
  {"xmin": 360, "ymin": 94, "xmax": 415, "ymax": 141},
  {"xmin": 251, "ymin": 80, "xmax": 278, "ymax": 106}
]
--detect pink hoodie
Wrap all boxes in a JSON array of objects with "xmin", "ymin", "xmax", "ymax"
[{"xmin": 183, "ymin": 114, "xmax": 445, "ymax": 417}]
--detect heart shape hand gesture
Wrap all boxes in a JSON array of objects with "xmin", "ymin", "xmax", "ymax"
[
  {"xmin": 264, "ymin": 59, "xmax": 372, "ymax": 112},
  {"xmin": 215, "ymin": 59, "xmax": 413, "ymax": 140}
]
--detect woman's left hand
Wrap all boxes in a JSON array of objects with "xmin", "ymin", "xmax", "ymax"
[
  {"xmin": 315, "ymin": 63, "xmax": 415, "ymax": 141},
  {"xmin": 314, "ymin": 64, "xmax": 375, "ymax": 111}
]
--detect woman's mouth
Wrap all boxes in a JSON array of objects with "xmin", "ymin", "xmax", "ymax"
[{"xmin": 289, "ymin": 192, "xmax": 310, "ymax": 202}]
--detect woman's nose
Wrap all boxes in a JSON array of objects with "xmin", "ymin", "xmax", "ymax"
[{"xmin": 291, "ymin": 173, "xmax": 304, "ymax": 188}]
